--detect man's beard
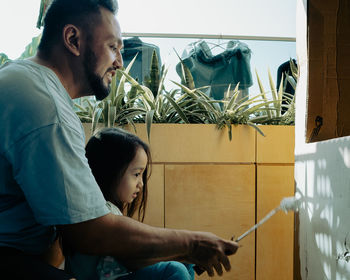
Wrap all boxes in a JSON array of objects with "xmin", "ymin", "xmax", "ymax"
[{"xmin": 83, "ymin": 46, "xmax": 111, "ymax": 101}]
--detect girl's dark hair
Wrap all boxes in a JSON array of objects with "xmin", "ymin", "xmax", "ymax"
[
  {"xmin": 38, "ymin": 0, "xmax": 118, "ymax": 54},
  {"xmin": 85, "ymin": 127, "xmax": 151, "ymax": 222}
]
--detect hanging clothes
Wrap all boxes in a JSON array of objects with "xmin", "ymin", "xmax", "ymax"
[
  {"xmin": 176, "ymin": 40, "xmax": 253, "ymax": 101},
  {"xmin": 121, "ymin": 37, "xmax": 162, "ymax": 84}
]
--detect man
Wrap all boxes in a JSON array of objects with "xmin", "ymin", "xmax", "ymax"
[{"xmin": 0, "ymin": 0, "xmax": 238, "ymax": 279}]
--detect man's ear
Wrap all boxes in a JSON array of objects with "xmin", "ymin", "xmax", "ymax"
[{"xmin": 62, "ymin": 24, "xmax": 81, "ymax": 56}]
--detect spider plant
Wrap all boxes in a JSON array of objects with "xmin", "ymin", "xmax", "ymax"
[
  {"xmin": 120, "ymin": 51, "xmax": 214, "ymax": 139},
  {"xmin": 119, "ymin": 67, "xmax": 193, "ymax": 141},
  {"xmin": 251, "ymin": 68, "xmax": 283, "ymax": 124},
  {"xmin": 251, "ymin": 59, "xmax": 297, "ymax": 125},
  {"xmin": 173, "ymin": 56, "xmax": 278, "ymax": 139},
  {"xmin": 171, "ymin": 81, "xmax": 273, "ymax": 140},
  {"xmin": 174, "ymin": 48, "xmax": 195, "ymax": 90},
  {"xmin": 143, "ymin": 49, "xmax": 161, "ymax": 98},
  {"xmin": 74, "ymin": 51, "xmax": 297, "ymax": 141}
]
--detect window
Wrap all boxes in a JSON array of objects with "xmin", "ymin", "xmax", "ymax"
[{"xmin": 118, "ymin": 0, "xmax": 297, "ymax": 100}]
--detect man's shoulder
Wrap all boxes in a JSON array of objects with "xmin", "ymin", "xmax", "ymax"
[
  {"xmin": 0, "ymin": 60, "xmax": 56, "ymax": 98},
  {"xmin": 1, "ymin": 60, "xmax": 59, "ymax": 116},
  {"xmin": 0, "ymin": 59, "xmax": 82, "ymax": 151},
  {"xmin": 1, "ymin": 59, "xmax": 42, "ymax": 77},
  {"xmin": 2, "ymin": 59, "xmax": 61, "ymax": 87}
]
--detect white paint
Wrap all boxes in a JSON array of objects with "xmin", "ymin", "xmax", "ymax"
[
  {"xmin": 295, "ymin": 1, "xmax": 350, "ymax": 278},
  {"xmin": 280, "ymin": 196, "xmax": 300, "ymax": 212}
]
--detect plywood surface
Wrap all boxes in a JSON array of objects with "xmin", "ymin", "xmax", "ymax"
[
  {"xmin": 256, "ymin": 125, "xmax": 295, "ymax": 164},
  {"xmin": 142, "ymin": 164, "xmax": 164, "ymax": 227},
  {"xmin": 133, "ymin": 124, "xmax": 256, "ymax": 163},
  {"xmin": 256, "ymin": 165, "xmax": 295, "ymax": 280},
  {"xmin": 165, "ymin": 164, "xmax": 256, "ymax": 280}
]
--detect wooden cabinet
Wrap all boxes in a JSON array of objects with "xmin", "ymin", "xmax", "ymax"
[{"xmin": 83, "ymin": 123, "xmax": 295, "ymax": 280}]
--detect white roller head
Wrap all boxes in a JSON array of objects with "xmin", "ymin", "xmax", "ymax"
[{"xmin": 280, "ymin": 196, "xmax": 300, "ymax": 213}]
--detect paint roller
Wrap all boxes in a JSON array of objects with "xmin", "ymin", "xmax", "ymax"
[
  {"xmin": 235, "ymin": 196, "xmax": 300, "ymax": 242},
  {"xmin": 194, "ymin": 196, "xmax": 300, "ymax": 275}
]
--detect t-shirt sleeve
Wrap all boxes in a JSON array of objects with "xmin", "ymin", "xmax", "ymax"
[{"xmin": 8, "ymin": 122, "xmax": 109, "ymax": 225}]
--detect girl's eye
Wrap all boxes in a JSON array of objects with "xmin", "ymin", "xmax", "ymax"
[{"xmin": 135, "ymin": 173, "xmax": 141, "ymax": 177}]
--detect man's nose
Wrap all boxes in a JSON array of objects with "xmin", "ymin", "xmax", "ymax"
[{"xmin": 113, "ymin": 53, "xmax": 123, "ymax": 70}]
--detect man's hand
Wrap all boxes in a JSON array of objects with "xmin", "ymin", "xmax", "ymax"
[
  {"xmin": 58, "ymin": 214, "xmax": 239, "ymax": 276},
  {"xmin": 185, "ymin": 231, "xmax": 239, "ymax": 277}
]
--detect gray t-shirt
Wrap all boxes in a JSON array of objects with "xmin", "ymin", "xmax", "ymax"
[{"xmin": 0, "ymin": 59, "xmax": 109, "ymax": 254}]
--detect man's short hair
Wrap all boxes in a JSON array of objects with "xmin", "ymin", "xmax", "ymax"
[{"xmin": 38, "ymin": 0, "xmax": 118, "ymax": 53}]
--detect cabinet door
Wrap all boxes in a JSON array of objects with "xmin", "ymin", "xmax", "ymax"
[
  {"xmin": 165, "ymin": 164, "xmax": 255, "ymax": 280},
  {"xmin": 142, "ymin": 164, "xmax": 165, "ymax": 228},
  {"xmin": 256, "ymin": 165, "xmax": 295, "ymax": 280}
]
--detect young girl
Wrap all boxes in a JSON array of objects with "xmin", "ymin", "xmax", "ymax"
[{"xmin": 64, "ymin": 127, "xmax": 194, "ymax": 280}]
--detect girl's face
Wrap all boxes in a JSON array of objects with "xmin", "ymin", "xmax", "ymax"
[{"xmin": 115, "ymin": 147, "xmax": 148, "ymax": 204}]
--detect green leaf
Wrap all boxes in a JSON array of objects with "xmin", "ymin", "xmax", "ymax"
[
  {"xmin": 92, "ymin": 107, "xmax": 103, "ymax": 133},
  {"xmin": 255, "ymin": 69, "xmax": 272, "ymax": 120},
  {"xmin": 164, "ymin": 94, "xmax": 190, "ymax": 123},
  {"xmin": 226, "ymin": 84, "xmax": 240, "ymax": 110},
  {"xmin": 144, "ymin": 50, "xmax": 160, "ymax": 98},
  {"xmin": 268, "ymin": 68, "xmax": 279, "ymax": 118},
  {"xmin": 0, "ymin": 53, "xmax": 9, "ymax": 66},
  {"xmin": 174, "ymin": 48, "xmax": 195, "ymax": 89},
  {"xmin": 36, "ymin": 0, "xmax": 52, "ymax": 29},
  {"xmin": 19, "ymin": 34, "xmax": 42, "ymax": 59},
  {"xmin": 108, "ymin": 106, "xmax": 117, "ymax": 127},
  {"xmin": 116, "ymin": 54, "xmax": 138, "ymax": 97},
  {"xmin": 145, "ymin": 110, "xmax": 155, "ymax": 142},
  {"xmin": 247, "ymin": 122, "xmax": 265, "ymax": 136}
]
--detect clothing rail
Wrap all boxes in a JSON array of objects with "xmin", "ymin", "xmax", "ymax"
[{"xmin": 122, "ymin": 32, "xmax": 296, "ymax": 42}]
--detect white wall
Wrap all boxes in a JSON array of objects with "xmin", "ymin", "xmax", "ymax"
[{"xmin": 295, "ymin": 0, "xmax": 350, "ymax": 279}]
